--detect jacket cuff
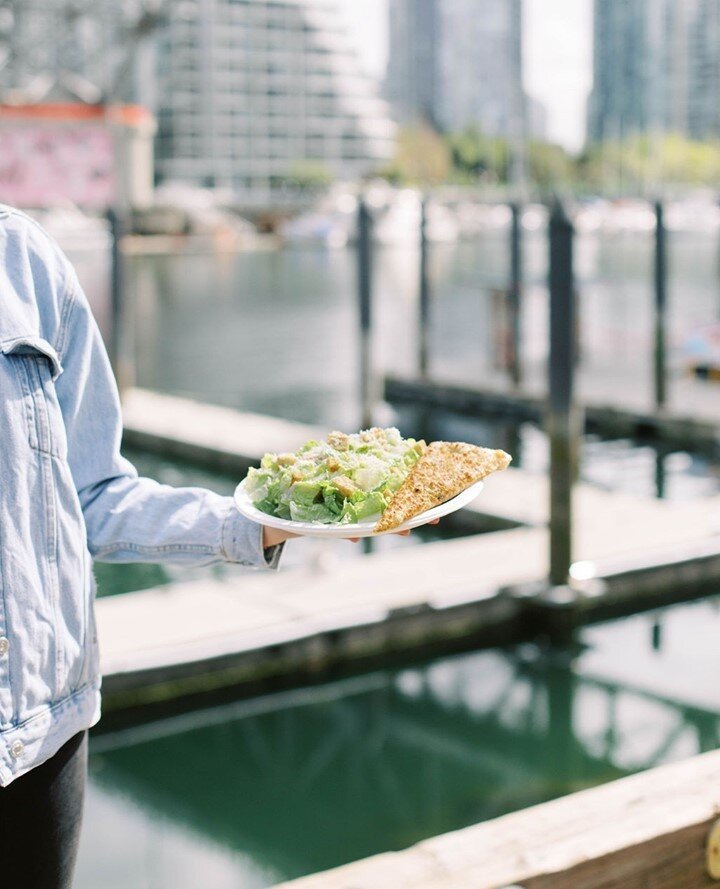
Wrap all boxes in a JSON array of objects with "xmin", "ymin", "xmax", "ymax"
[{"xmin": 221, "ymin": 500, "xmax": 284, "ymax": 569}]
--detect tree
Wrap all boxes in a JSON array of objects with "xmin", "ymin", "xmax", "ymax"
[
  {"xmin": 447, "ymin": 127, "xmax": 509, "ymax": 183},
  {"xmin": 527, "ymin": 141, "xmax": 576, "ymax": 190},
  {"xmin": 383, "ymin": 124, "xmax": 453, "ymax": 186}
]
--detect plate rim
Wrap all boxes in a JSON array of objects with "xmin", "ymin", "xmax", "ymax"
[{"xmin": 233, "ymin": 478, "xmax": 484, "ymax": 538}]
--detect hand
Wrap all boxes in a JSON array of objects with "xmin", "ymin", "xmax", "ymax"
[
  {"xmin": 262, "ymin": 526, "xmax": 299, "ymax": 548},
  {"xmin": 263, "ymin": 518, "xmax": 440, "ymax": 548}
]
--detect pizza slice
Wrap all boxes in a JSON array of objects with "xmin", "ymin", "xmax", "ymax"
[{"xmin": 374, "ymin": 441, "xmax": 511, "ymax": 533}]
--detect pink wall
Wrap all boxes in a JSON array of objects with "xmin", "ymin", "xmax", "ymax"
[{"xmin": 0, "ymin": 124, "xmax": 115, "ymax": 208}]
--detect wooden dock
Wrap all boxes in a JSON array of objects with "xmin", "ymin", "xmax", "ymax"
[
  {"xmin": 272, "ymin": 747, "xmax": 720, "ymax": 889},
  {"xmin": 96, "ymin": 388, "xmax": 720, "ymax": 713},
  {"xmin": 122, "ymin": 387, "xmax": 323, "ymax": 475},
  {"xmin": 385, "ymin": 374, "xmax": 720, "ymax": 452}
]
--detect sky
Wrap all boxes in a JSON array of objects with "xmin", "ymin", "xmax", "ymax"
[{"xmin": 343, "ymin": 0, "xmax": 594, "ymax": 153}]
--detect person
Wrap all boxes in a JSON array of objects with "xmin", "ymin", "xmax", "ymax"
[{"xmin": 0, "ymin": 204, "xmax": 305, "ymax": 887}]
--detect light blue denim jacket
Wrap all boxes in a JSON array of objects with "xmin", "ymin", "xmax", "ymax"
[{"xmin": 0, "ymin": 206, "xmax": 279, "ymax": 786}]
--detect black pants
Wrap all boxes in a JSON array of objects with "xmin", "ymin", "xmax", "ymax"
[{"xmin": 0, "ymin": 730, "xmax": 87, "ymax": 889}]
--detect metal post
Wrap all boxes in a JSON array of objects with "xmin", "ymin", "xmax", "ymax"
[
  {"xmin": 654, "ymin": 200, "xmax": 667, "ymax": 410},
  {"xmin": 508, "ymin": 202, "xmax": 522, "ymax": 387},
  {"xmin": 357, "ymin": 197, "xmax": 373, "ymax": 429},
  {"xmin": 418, "ymin": 196, "xmax": 431, "ymax": 378},
  {"xmin": 548, "ymin": 201, "xmax": 578, "ymax": 587}
]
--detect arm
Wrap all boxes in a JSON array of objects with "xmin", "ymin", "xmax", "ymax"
[{"xmin": 55, "ymin": 267, "xmax": 283, "ymax": 567}]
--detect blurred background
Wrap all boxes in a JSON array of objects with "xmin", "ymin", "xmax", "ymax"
[{"xmin": 2, "ymin": 1, "xmax": 720, "ymax": 887}]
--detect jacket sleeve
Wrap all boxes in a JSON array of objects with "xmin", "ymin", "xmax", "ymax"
[{"xmin": 54, "ymin": 266, "xmax": 281, "ymax": 568}]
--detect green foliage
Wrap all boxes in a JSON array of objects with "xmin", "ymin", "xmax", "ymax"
[
  {"xmin": 381, "ymin": 124, "xmax": 578, "ymax": 190},
  {"xmin": 286, "ymin": 160, "xmax": 334, "ymax": 189},
  {"xmin": 379, "ymin": 124, "xmax": 453, "ymax": 186},
  {"xmin": 447, "ymin": 127, "xmax": 510, "ymax": 182},
  {"xmin": 527, "ymin": 140, "xmax": 576, "ymax": 188},
  {"xmin": 582, "ymin": 134, "xmax": 720, "ymax": 189},
  {"xmin": 375, "ymin": 125, "xmax": 720, "ymax": 192}
]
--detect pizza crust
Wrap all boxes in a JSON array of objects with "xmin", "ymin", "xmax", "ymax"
[{"xmin": 374, "ymin": 441, "xmax": 511, "ymax": 533}]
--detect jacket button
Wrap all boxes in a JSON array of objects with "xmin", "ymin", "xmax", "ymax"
[
  {"xmin": 10, "ymin": 740, "xmax": 24, "ymax": 759},
  {"xmin": 0, "ymin": 637, "xmax": 8, "ymax": 656}
]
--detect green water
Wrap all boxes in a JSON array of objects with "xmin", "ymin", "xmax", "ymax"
[{"xmin": 75, "ymin": 597, "xmax": 720, "ymax": 888}]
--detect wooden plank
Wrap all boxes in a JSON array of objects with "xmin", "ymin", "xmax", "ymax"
[
  {"xmin": 273, "ymin": 749, "xmax": 720, "ymax": 889},
  {"xmin": 97, "ymin": 519, "xmax": 720, "ymax": 707},
  {"xmin": 121, "ymin": 387, "xmax": 323, "ymax": 470},
  {"xmin": 98, "ymin": 526, "xmax": 543, "ymax": 682}
]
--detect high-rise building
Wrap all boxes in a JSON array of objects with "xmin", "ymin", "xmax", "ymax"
[
  {"xmin": 154, "ymin": 0, "xmax": 395, "ymax": 193},
  {"xmin": 384, "ymin": 0, "xmax": 439, "ymax": 126},
  {"xmin": 0, "ymin": 0, "xmax": 160, "ymax": 105},
  {"xmin": 0, "ymin": 0, "xmax": 395, "ymax": 197},
  {"xmin": 686, "ymin": 0, "xmax": 720, "ymax": 138},
  {"xmin": 385, "ymin": 0, "xmax": 527, "ymax": 140},
  {"xmin": 587, "ymin": 0, "xmax": 720, "ymax": 144}
]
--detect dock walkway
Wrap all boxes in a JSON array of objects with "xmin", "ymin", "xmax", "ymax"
[{"xmin": 96, "ymin": 389, "xmax": 720, "ymax": 710}]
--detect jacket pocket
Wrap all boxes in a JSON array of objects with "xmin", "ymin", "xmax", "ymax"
[{"xmin": 1, "ymin": 336, "xmax": 67, "ymax": 458}]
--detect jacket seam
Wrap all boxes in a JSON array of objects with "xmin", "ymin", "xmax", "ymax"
[
  {"xmin": 55, "ymin": 282, "xmax": 78, "ymax": 364},
  {"xmin": 92, "ymin": 541, "xmax": 219, "ymax": 557},
  {"xmin": 220, "ymin": 503, "xmax": 236, "ymax": 560},
  {"xmin": 0, "ymin": 515, "xmax": 13, "ymax": 723},
  {"xmin": 2, "ymin": 679, "xmax": 99, "ymax": 735}
]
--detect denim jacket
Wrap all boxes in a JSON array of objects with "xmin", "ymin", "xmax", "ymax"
[{"xmin": 0, "ymin": 206, "xmax": 279, "ymax": 786}]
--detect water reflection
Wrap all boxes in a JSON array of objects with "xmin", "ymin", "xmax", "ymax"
[
  {"xmin": 68, "ymin": 229, "xmax": 720, "ymax": 433},
  {"xmin": 76, "ymin": 598, "xmax": 720, "ymax": 888}
]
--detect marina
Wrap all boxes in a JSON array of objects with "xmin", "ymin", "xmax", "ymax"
[
  {"xmin": 8, "ymin": 1, "xmax": 720, "ymax": 886},
  {"xmin": 78, "ymin": 596, "xmax": 720, "ymax": 888},
  {"xmin": 63, "ymin": 200, "xmax": 720, "ymax": 887},
  {"xmin": 96, "ymin": 389, "xmax": 720, "ymax": 718},
  {"xmin": 64, "ymin": 204, "xmax": 720, "ymax": 887},
  {"xmin": 71, "ymin": 207, "xmax": 720, "ymax": 433}
]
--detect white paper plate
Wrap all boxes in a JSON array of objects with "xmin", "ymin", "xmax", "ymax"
[{"xmin": 233, "ymin": 479, "xmax": 484, "ymax": 538}]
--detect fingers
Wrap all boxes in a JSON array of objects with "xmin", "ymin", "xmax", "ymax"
[{"xmin": 429, "ymin": 519, "xmax": 440, "ymax": 525}]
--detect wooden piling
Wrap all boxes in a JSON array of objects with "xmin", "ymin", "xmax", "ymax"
[
  {"xmin": 357, "ymin": 197, "xmax": 374, "ymax": 430},
  {"xmin": 654, "ymin": 200, "xmax": 668, "ymax": 411},
  {"xmin": 508, "ymin": 201, "xmax": 523, "ymax": 387},
  {"xmin": 107, "ymin": 207, "xmax": 136, "ymax": 393},
  {"xmin": 418, "ymin": 196, "xmax": 431, "ymax": 379},
  {"xmin": 548, "ymin": 200, "xmax": 579, "ymax": 588}
]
